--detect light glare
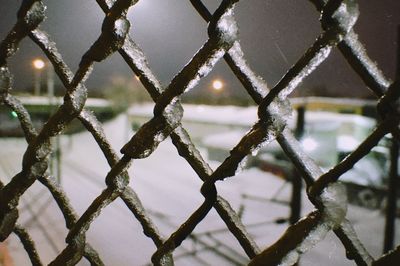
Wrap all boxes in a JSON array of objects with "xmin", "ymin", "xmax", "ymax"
[
  {"xmin": 33, "ymin": 59, "xmax": 45, "ymax": 70},
  {"xmin": 212, "ymin": 80, "xmax": 223, "ymax": 90}
]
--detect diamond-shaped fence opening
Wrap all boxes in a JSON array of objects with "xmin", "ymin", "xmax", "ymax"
[{"xmin": 0, "ymin": 0, "xmax": 400, "ymax": 265}]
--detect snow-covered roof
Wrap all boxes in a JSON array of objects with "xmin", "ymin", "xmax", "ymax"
[
  {"xmin": 129, "ymin": 103, "xmax": 259, "ymax": 126},
  {"xmin": 18, "ymin": 96, "xmax": 111, "ymax": 108},
  {"xmin": 129, "ymin": 103, "xmax": 376, "ymax": 129}
]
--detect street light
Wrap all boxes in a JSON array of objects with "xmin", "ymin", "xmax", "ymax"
[
  {"xmin": 32, "ymin": 58, "xmax": 45, "ymax": 96},
  {"xmin": 212, "ymin": 79, "xmax": 223, "ymax": 91},
  {"xmin": 32, "ymin": 58, "xmax": 54, "ymax": 99},
  {"xmin": 33, "ymin": 59, "xmax": 45, "ymax": 70},
  {"xmin": 32, "ymin": 58, "xmax": 59, "ymax": 181}
]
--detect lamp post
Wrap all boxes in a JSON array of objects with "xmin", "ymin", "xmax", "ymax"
[
  {"xmin": 32, "ymin": 58, "xmax": 59, "ymax": 182},
  {"xmin": 46, "ymin": 63, "xmax": 55, "ymax": 103},
  {"xmin": 32, "ymin": 58, "xmax": 55, "ymax": 100},
  {"xmin": 211, "ymin": 79, "xmax": 224, "ymax": 104},
  {"xmin": 32, "ymin": 58, "xmax": 45, "ymax": 96}
]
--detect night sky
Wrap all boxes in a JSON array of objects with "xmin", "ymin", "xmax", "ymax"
[{"xmin": 1, "ymin": 0, "xmax": 400, "ymax": 99}]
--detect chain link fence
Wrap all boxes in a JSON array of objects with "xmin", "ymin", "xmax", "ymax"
[{"xmin": 0, "ymin": 0, "xmax": 399, "ymax": 265}]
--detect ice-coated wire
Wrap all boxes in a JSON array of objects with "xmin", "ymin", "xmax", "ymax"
[
  {"xmin": 0, "ymin": 0, "xmax": 400, "ymax": 265},
  {"xmin": 101, "ymin": 0, "xmax": 261, "ymax": 259}
]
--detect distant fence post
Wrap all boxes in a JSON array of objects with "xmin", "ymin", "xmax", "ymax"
[
  {"xmin": 384, "ymin": 137, "xmax": 399, "ymax": 253},
  {"xmin": 383, "ymin": 26, "xmax": 400, "ymax": 253},
  {"xmin": 289, "ymin": 106, "xmax": 306, "ymax": 225}
]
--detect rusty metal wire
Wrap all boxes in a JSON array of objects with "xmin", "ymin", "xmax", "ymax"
[{"xmin": 0, "ymin": 0, "xmax": 399, "ymax": 265}]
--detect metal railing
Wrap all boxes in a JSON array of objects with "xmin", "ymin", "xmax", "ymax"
[{"xmin": 0, "ymin": 0, "xmax": 399, "ymax": 265}]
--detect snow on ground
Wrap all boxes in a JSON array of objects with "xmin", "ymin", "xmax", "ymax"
[{"xmin": 0, "ymin": 112, "xmax": 399, "ymax": 266}]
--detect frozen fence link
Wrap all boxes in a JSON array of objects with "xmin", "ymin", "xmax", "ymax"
[
  {"xmin": 121, "ymin": 1, "xmax": 239, "ymax": 160},
  {"xmin": 82, "ymin": 0, "xmax": 136, "ymax": 63},
  {"xmin": 373, "ymin": 245, "xmax": 400, "ymax": 266},
  {"xmin": 0, "ymin": 67, "xmax": 12, "ymax": 94},
  {"xmin": 0, "ymin": 0, "xmax": 399, "ymax": 264},
  {"xmin": 0, "ymin": 1, "xmax": 45, "ymax": 64},
  {"xmin": 248, "ymin": 184, "xmax": 348, "ymax": 266},
  {"xmin": 0, "ymin": 0, "xmax": 48, "ymax": 241},
  {"xmin": 13, "ymin": 225, "xmax": 43, "ymax": 266},
  {"xmin": 320, "ymin": 0, "xmax": 359, "ymax": 35},
  {"xmin": 319, "ymin": 183, "xmax": 348, "ymax": 228}
]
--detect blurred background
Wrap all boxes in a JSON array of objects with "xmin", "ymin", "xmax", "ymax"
[
  {"xmin": 1, "ymin": 1, "xmax": 400, "ymax": 265},
  {"xmin": 1, "ymin": 0, "xmax": 399, "ymax": 103}
]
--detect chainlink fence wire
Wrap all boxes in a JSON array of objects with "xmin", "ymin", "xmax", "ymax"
[{"xmin": 0, "ymin": 0, "xmax": 399, "ymax": 265}]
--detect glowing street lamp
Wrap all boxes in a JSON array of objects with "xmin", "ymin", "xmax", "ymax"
[
  {"xmin": 32, "ymin": 58, "xmax": 58, "ymax": 179},
  {"xmin": 32, "ymin": 58, "xmax": 45, "ymax": 95},
  {"xmin": 212, "ymin": 79, "xmax": 223, "ymax": 91},
  {"xmin": 33, "ymin": 59, "xmax": 45, "ymax": 70}
]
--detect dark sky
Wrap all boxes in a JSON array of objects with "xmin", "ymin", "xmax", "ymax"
[{"xmin": 1, "ymin": 0, "xmax": 400, "ymax": 99}]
